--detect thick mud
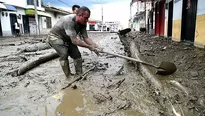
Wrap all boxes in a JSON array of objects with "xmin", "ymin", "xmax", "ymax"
[
  {"xmin": 119, "ymin": 32, "xmax": 205, "ymax": 116},
  {"xmin": 1, "ymin": 32, "xmax": 201, "ymax": 116}
]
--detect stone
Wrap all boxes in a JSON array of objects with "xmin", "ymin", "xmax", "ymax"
[{"xmin": 190, "ymin": 71, "xmax": 199, "ymax": 77}]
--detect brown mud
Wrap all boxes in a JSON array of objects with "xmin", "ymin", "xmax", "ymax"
[
  {"xmin": 119, "ymin": 32, "xmax": 205, "ymax": 116},
  {"xmin": 1, "ymin": 32, "xmax": 204, "ymax": 116}
]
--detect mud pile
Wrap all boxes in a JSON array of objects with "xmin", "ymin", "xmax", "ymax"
[{"xmin": 119, "ymin": 32, "xmax": 205, "ymax": 116}]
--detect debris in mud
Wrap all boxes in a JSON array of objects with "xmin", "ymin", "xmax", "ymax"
[
  {"xmin": 71, "ymin": 85, "xmax": 77, "ymax": 89},
  {"xmin": 8, "ymin": 82, "xmax": 18, "ymax": 88},
  {"xmin": 190, "ymin": 71, "xmax": 199, "ymax": 77},
  {"xmin": 103, "ymin": 101, "xmax": 131, "ymax": 116},
  {"xmin": 24, "ymin": 81, "xmax": 30, "ymax": 87},
  {"xmin": 16, "ymin": 52, "xmax": 59, "ymax": 76},
  {"xmin": 0, "ymin": 43, "xmax": 15, "ymax": 46},
  {"xmin": 115, "ymin": 65, "xmax": 124, "ymax": 76},
  {"xmin": 93, "ymin": 93, "xmax": 112, "ymax": 104},
  {"xmin": 107, "ymin": 78, "xmax": 125, "ymax": 89},
  {"xmin": 62, "ymin": 66, "xmax": 96, "ymax": 89},
  {"xmin": 119, "ymin": 32, "xmax": 205, "ymax": 116}
]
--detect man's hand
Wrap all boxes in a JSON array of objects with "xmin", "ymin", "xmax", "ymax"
[{"xmin": 88, "ymin": 45, "xmax": 102, "ymax": 56}]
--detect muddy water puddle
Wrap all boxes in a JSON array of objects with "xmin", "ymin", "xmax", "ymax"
[{"xmin": 54, "ymin": 87, "xmax": 85, "ymax": 116}]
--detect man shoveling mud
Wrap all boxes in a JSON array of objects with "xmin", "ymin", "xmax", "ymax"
[{"xmin": 47, "ymin": 6, "xmax": 100, "ymax": 78}]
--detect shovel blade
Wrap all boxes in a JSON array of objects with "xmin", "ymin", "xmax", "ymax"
[{"xmin": 156, "ymin": 61, "xmax": 177, "ymax": 75}]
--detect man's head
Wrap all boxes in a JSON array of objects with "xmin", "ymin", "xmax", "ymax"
[
  {"xmin": 76, "ymin": 6, "xmax": 90, "ymax": 25},
  {"xmin": 72, "ymin": 5, "xmax": 80, "ymax": 14}
]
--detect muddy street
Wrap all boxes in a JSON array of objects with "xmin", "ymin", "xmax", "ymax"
[
  {"xmin": 0, "ymin": 32, "xmax": 162, "ymax": 116},
  {"xmin": 1, "ymin": 32, "xmax": 204, "ymax": 116}
]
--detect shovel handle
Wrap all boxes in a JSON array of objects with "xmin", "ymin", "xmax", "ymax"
[{"xmin": 99, "ymin": 50, "xmax": 158, "ymax": 68}]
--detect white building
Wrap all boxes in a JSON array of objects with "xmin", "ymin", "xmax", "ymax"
[
  {"xmin": 86, "ymin": 18, "xmax": 102, "ymax": 31},
  {"xmin": 104, "ymin": 21, "xmax": 121, "ymax": 32},
  {"xmin": 130, "ymin": 1, "xmax": 152, "ymax": 31},
  {"xmin": 0, "ymin": 0, "xmax": 71, "ymax": 37}
]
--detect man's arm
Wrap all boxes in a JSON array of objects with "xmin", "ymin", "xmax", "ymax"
[
  {"xmin": 64, "ymin": 23, "xmax": 93, "ymax": 50},
  {"xmin": 83, "ymin": 37, "xmax": 97, "ymax": 46},
  {"xmin": 80, "ymin": 26, "xmax": 98, "ymax": 46},
  {"xmin": 70, "ymin": 36, "xmax": 91, "ymax": 49}
]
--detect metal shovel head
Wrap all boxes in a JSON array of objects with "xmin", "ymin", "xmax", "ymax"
[
  {"xmin": 118, "ymin": 28, "xmax": 131, "ymax": 35},
  {"xmin": 156, "ymin": 61, "xmax": 177, "ymax": 75}
]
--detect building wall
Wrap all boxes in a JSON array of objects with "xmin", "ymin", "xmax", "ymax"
[
  {"xmin": 194, "ymin": 0, "xmax": 205, "ymax": 47},
  {"xmin": 1, "ymin": 11, "xmax": 12, "ymax": 36},
  {"xmin": 164, "ymin": 8, "xmax": 168, "ymax": 36},
  {"xmin": 172, "ymin": 0, "xmax": 183, "ymax": 41},
  {"xmin": 0, "ymin": 8, "xmax": 25, "ymax": 36},
  {"xmin": 38, "ymin": 11, "xmax": 68, "ymax": 34},
  {"xmin": 16, "ymin": 8, "xmax": 25, "ymax": 34}
]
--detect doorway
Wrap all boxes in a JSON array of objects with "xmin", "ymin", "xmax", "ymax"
[
  {"xmin": 23, "ymin": 15, "xmax": 30, "ymax": 34},
  {"xmin": 167, "ymin": 0, "xmax": 173, "ymax": 37},
  {"xmin": 0, "ymin": 18, "xmax": 2, "ymax": 36},
  {"xmin": 181, "ymin": 0, "xmax": 198, "ymax": 42},
  {"xmin": 9, "ymin": 13, "xmax": 17, "ymax": 36}
]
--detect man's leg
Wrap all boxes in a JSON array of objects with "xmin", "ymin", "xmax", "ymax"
[
  {"xmin": 47, "ymin": 35, "xmax": 71, "ymax": 78},
  {"xmin": 68, "ymin": 43, "xmax": 83, "ymax": 75}
]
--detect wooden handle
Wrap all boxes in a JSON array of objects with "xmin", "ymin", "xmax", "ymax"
[{"xmin": 99, "ymin": 51, "xmax": 158, "ymax": 68}]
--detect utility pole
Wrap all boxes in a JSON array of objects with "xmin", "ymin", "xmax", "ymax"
[
  {"xmin": 34, "ymin": 0, "xmax": 40, "ymax": 35},
  {"xmin": 144, "ymin": 2, "xmax": 146, "ymax": 33},
  {"xmin": 101, "ymin": 5, "xmax": 103, "ymax": 31}
]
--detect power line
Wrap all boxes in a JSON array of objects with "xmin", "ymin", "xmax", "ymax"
[{"xmin": 57, "ymin": 0, "xmax": 72, "ymax": 7}]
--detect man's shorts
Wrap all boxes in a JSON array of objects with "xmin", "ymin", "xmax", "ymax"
[{"xmin": 47, "ymin": 33, "xmax": 81, "ymax": 60}]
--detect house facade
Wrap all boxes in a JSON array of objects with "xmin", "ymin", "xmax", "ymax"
[
  {"xmin": 130, "ymin": 0, "xmax": 205, "ymax": 48},
  {"xmin": 0, "ymin": 0, "xmax": 71, "ymax": 37}
]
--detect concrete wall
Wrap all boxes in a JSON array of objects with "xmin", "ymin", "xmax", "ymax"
[
  {"xmin": 194, "ymin": 0, "xmax": 205, "ymax": 47},
  {"xmin": 16, "ymin": 8, "xmax": 25, "ymax": 34},
  {"xmin": 38, "ymin": 11, "xmax": 68, "ymax": 34},
  {"xmin": 172, "ymin": 0, "xmax": 183, "ymax": 41},
  {"xmin": 1, "ymin": 11, "xmax": 12, "ymax": 36},
  {"xmin": 0, "ymin": 7, "xmax": 25, "ymax": 36}
]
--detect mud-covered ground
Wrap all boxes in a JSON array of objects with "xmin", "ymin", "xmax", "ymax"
[
  {"xmin": 119, "ymin": 32, "xmax": 205, "ymax": 116},
  {"xmin": 0, "ymin": 32, "xmax": 167, "ymax": 116}
]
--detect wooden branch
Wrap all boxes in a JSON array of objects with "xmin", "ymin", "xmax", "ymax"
[{"xmin": 61, "ymin": 66, "xmax": 96, "ymax": 90}]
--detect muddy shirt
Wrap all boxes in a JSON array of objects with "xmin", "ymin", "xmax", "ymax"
[{"xmin": 50, "ymin": 14, "xmax": 87, "ymax": 42}]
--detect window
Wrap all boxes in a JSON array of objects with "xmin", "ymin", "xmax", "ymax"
[
  {"xmin": 27, "ymin": 0, "xmax": 39, "ymax": 6},
  {"xmin": 46, "ymin": 17, "xmax": 52, "ymax": 28}
]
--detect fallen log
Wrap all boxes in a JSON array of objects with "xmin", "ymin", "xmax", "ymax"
[
  {"xmin": 0, "ymin": 43, "xmax": 15, "ymax": 46},
  {"xmin": 17, "ymin": 52, "xmax": 59, "ymax": 75},
  {"xmin": 18, "ymin": 43, "xmax": 51, "ymax": 53}
]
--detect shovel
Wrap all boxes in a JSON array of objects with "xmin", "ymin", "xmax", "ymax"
[{"xmin": 99, "ymin": 50, "xmax": 177, "ymax": 75}]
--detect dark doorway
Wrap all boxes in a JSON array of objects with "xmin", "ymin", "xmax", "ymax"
[
  {"xmin": 89, "ymin": 25, "xmax": 95, "ymax": 31},
  {"xmin": 167, "ymin": 0, "xmax": 173, "ymax": 37},
  {"xmin": 23, "ymin": 15, "xmax": 30, "ymax": 34},
  {"xmin": 0, "ymin": 19, "xmax": 2, "ymax": 36},
  {"xmin": 9, "ymin": 13, "xmax": 17, "ymax": 36},
  {"xmin": 181, "ymin": 0, "xmax": 198, "ymax": 42}
]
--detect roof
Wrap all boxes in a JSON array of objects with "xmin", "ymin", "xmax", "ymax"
[
  {"xmin": 89, "ymin": 18, "xmax": 101, "ymax": 22},
  {"xmin": 4, "ymin": 4, "xmax": 16, "ymax": 11},
  {"xmin": 130, "ymin": 0, "xmax": 162, "ymax": 5},
  {"xmin": 43, "ymin": 5, "xmax": 71, "ymax": 15}
]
